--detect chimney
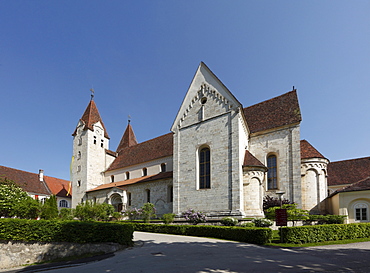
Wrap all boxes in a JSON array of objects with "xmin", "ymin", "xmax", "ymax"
[{"xmin": 39, "ymin": 169, "xmax": 44, "ymax": 181}]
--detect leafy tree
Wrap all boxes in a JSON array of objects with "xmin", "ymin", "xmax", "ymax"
[
  {"xmin": 265, "ymin": 204, "xmax": 309, "ymax": 226},
  {"xmin": 141, "ymin": 203, "xmax": 156, "ymax": 223},
  {"xmin": 74, "ymin": 201, "xmax": 114, "ymax": 221},
  {"xmin": 263, "ymin": 195, "xmax": 293, "ymax": 211},
  {"xmin": 11, "ymin": 197, "xmax": 40, "ymax": 219},
  {"xmin": 0, "ymin": 176, "xmax": 34, "ymax": 218},
  {"xmin": 59, "ymin": 208, "xmax": 75, "ymax": 220},
  {"xmin": 40, "ymin": 195, "xmax": 58, "ymax": 220}
]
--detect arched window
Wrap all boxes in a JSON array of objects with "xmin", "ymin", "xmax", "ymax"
[
  {"xmin": 167, "ymin": 186, "xmax": 173, "ymax": 203},
  {"xmin": 59, "ymin": 200, "xmax": 68, "ymax": 208},
  {"xmin": 161, "ymin": 163, "xmax": 166, "ymax": 173},
  {"xmin": 267, "ymin": 155, "xmax": 277, "ymax": 190},
  {"xmin": 146, "ymin": 189, "xmax": 151, "ymax": 203},
  {"xmin": 142, "ymin": 168, "xmax": 147, "ymax": 177},
  {"xmin": 199, "ymin": 147, "xmax": 211, "ymax": 189},
  {"xmin": 111, "ymin": 175, "xmax": 115, "ymax": 183},
  {"xmin": 127, "ymin": 192, "xmax": 132, "ymax": 206},
  {"xmin": 126, "ymin": 172, "xmax": 130, "ymax": 180},
  {"xmin": 355, "ymin": 203, "xmax": 368, "ymax": 221}
]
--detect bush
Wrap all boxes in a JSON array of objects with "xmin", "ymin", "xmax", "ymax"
[
  {"xmin": 74, "ymin": 201, "xmax": 114, "ymax": 221},
  {"xmin": 162, "ymin": 213, "xmax": 176, "ymax": 224},
  {"xmin": 182, "ymin": 209, "xmax": 206, "ymax": 225},
  {"xmin": 265, "ymin": 204, "xmax": 309, "ymax": 225},
  {"xmin": 141, "ymin": 203, "xmax": 156, "ymax": 223},
  {"xmin": 11, "ymin": 197, "xmax": 40, "ymax": 219},
  {"xmin": 253, "ymin": 218, "xmax": 273, "ymax": 227},
  {"xmin": 263, "ymin": 195, "xmax": 293, "ymax": 211},
  {"xmin": 307, "ymin": 215, "xmax": 347, "ymax": 225},
  {"xmin": 221, "ymin": 217, "xmax": 238, "ymax": 226},
  {"xmin": 133, "ymin": 223, "xmax": 272, "ymax": 245},
  {"xmin": 240, "ymin": 222, "xmax": 255, "ymax": 228},
  {"xmin": 123, "ymin": 207, "xmax": 143, "ymax": 220},
  {"xmin": 40, "ymin": 195, "xmax": 58, "ymax": 220},
  {"xmin": 0, "ymin": 218, "xmax": 134, "ymax": 246},
  {"xmin": 59, "ymin": 208, "xmax": 74, "ymax": 220},
  {"xmin": 280, "ymin": 223, "xmax": 370, "ymax": 244}
]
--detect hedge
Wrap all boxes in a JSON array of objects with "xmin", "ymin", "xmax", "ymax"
[
  {"xmin": 280, "ymin": 223, "xmax": 370, "ymax": 244},
  {"xmin": 0, "ymin": 219, "xmax": 134, "ymax": 246},
  {"xmin": 133, "ymin": 223, "xmax": 272, "ymax": 244}
]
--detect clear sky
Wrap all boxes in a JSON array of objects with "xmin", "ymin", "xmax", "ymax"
[{"xmin": 1, "ymin": 1, "xmax": 369, "ymax": 180}]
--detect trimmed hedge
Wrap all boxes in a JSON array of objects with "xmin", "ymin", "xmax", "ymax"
[
  {"xmin": 133, "ymin": 223, "xmax": 272, "ymax": 244},
  {"xmin": 0, "ymin": 219, "xmax": 134, "ymax": 246},
  {"xmin": 280, "ymin": 223, "xmax": 370, "ymax": 244}
]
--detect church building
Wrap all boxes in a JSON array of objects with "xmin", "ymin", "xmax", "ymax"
[{"xmin": 71, "ymin": 62, "xmax": 368, "ymax": 221}]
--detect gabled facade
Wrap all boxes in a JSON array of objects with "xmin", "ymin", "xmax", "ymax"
[
  {"xmin": 71, "ymin": 62, "xmax": 367, "ymax": 221},
  {"xmin": 0, "ymin": 165, "xmax": 71, "ymax": 209}
]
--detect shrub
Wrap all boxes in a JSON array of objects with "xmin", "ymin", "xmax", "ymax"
[
  {"xmin": 221, "ymin": 217, "xmax": 238, "ymax": 226},
  {"xmin": 74, "ymin": 201, "xmax": 114, "ymax": 221},
  {"xmin": 182, "ymin": 209, "xmax": 206, "ymax": 225},
  {"xmin": 263, "ymin": 195, "xmax": 293, "ymax": 211},
  {"xmin": 59, "ymin": 208, "xmax": 74, "ymax": 220},
  {"xmin": 141, "ymin": 203, "xmax": 156, "ymax": 223},
  {"xmin": 0, "ymin": 218, "xmax": 134, "ymax": 246},
  {"xmin": 40, "ymin": 195, "xmax": 58, "ymax": 220},
  {"xmin": 162, "ymin": 213, "xmax": 176, "ymax": 224},
  {"xmin": 265, "ymin": 204, "xmax": 309, "ymax": 225},
  {"xmin": 253, "ymin": 218, "xmax": 273, "ymax": 227},
  {"xmin": 240, "ymin": 222, "xmax": 255, "ymax": 228},
  {"xmin": 123, "ymin": 207, "xmax": 143, "ymax": 220},
  {"xmin": 280, "ymin": 223, "xmax": 370, "ymax": 244},
  {"xmin": 133, "ymin": 223, "xmax": 272, "ymax": 245},
  {"xmin": 11, "ymin": 197, "xmax": 40, "ymax": 219},
  {"xmin": 307, "ymin": 215, "xmax": 347, "ymax": 225}
]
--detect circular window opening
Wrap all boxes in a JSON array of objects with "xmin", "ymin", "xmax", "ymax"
[{"xmin": 200, "ymin": 97, "xmax": 207, "ymax": 104}]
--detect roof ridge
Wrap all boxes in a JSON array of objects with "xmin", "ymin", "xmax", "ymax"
[{"xmin": 330, "ymin": 156, "xmax": 370, "ymax": 164}]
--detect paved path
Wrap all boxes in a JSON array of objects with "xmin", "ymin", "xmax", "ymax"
[{"xmin": 7, "ymin": 232, "xmax": 370, "ymax": 272}]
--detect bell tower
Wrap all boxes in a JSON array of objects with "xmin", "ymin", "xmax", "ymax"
[{"xmin": 71, "ymin": 92, "xmax": 110, "ymax": 207}]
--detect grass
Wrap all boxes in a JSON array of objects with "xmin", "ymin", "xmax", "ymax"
[{"xmin": 265, "ymin": 230, "xmax": 370, "ymax": 248}]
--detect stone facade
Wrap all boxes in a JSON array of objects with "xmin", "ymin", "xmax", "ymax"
[{"xmin": 71, "ymin": 62, "xmax": 335, "ymax": 218}]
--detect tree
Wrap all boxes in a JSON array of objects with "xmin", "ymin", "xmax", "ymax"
[
  {"xmin": 141, "ymin": 203, "xmax": 156, "ymax": 223},
  {"xmin": 263, "ymin": 195, "xmax": 293, "ymax": 211},
  {"xmin": 40, "ymin": 195, "xmax": 58, "ymax": 220},
  {"xmin": 74, "ymin": 201, "xmax": 114, "ymax": 221},
  {"xmin": 0, "ymin": 176, "xmax": 35, "ymax": 218},
  {"xmin": 11, "ymin": 197, "xmax": 40, "ymax": 219},
  {"xmin": 265, "ymin": 204, "xmax": 309, "ymax": 226}
]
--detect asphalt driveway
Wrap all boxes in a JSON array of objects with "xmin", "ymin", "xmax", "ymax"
[{"xmin": 6, "ymin": 232, "xmax": 370, "ymax": 273}]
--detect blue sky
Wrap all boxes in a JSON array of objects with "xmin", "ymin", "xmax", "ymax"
[{"xmin": 1, "ymin": 1, "xmax": 369, "ymax": 180}]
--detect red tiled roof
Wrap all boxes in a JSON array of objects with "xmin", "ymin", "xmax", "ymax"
[
  {"xmin": 87, "ymin": 171, "xmax": 173, "ymax": 192},
  {"xmin": 333, "ymin": 176, "xmax": 370, "ymax": 194},
  {"xmin": 0, "ymin": 166, "xmax": 50, "ymax": 195},
  {"xmin": 300, "ymin": 140, "xmax": 326, "ymax": 159},
  {"xmin": 72, "ymin": 99, "xmax": 109, "ymax": 139},
  {"xmin": 243, "ymin": 90, "xmax": 302, "ymax": 134},
  {"xmin": 328, "ymin": 157, "xmax": 370, "ymax": 186},
  {"xmin": 106, "ymin": 133, "xmax": 173, "ymax": 171},
  {"xmin": 44, "ymin": 176, "xmax": 71, "ymax": 197},
  {"xmin": 243, "ymin": 150, "xmax": 266, "ymax": 168},
  {"xmin": 116, "ymin": 123, "xmax": 138, "ymax": 153}
]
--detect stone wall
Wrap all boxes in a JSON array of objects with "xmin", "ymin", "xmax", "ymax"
[{"xmin": 0, "ymin": 241, "xmax": 123, "ymax": 270}]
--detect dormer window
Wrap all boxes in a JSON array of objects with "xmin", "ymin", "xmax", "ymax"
[{"xmin": 142, "ymin": 168, "xmax": 147, "ymax": 177}]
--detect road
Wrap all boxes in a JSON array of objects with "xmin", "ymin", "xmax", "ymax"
[{"xmin": 9, "ymin": 232, "xmax": 370, "ymax": 272}]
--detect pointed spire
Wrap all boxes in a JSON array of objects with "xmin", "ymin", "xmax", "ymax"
[
  {"xmin": 72, "ymin": 99, "xmax": 110, "ymax": 139},
  {"xmin": 116, "ymin": 122, "xmax": 138, "ymax": 153}
]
